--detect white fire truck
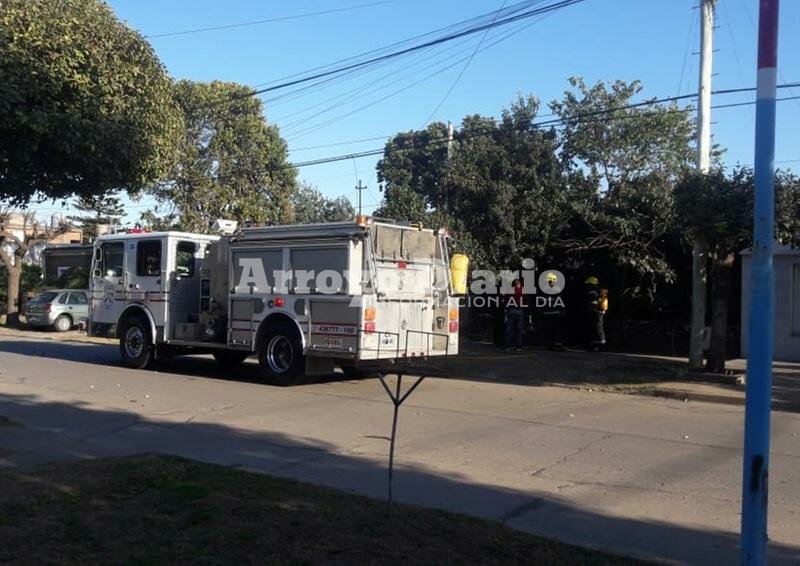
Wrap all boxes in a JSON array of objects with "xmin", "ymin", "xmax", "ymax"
[{"xmin": 89, "ymin": 218, "xmax": 459, "ymax": 385}]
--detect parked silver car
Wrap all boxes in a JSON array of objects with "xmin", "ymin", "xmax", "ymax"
[{"xmin": 24, "ymin": 289, "xmax": 89, "ymax": 332}]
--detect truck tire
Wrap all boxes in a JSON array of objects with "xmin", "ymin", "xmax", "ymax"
[
  {"xmin": 119, "ymin": 315, "xmax": 154, "ymax": 369},
  {"xmin": 53, "ymin": 314, "xmax": 72, "ymax": 332},
  {"xmin": 213, "ymin": 350, "xmax": 250, "ymax": 368},
  {"xmin": 258, "ymin": 320, "xmax": 304, "ymax": 386}
]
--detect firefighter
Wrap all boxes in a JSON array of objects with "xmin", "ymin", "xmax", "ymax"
[
  {"xmin": 584, "ymin": 276, "xmax": 607, "ymax": 351},
  {"xmin": 541, "ymin": 271, "xmax": 566, "ymax": 351},
  {"xmin": 503, "ymin": 278, "xmax": 526, "ymax": 351}
]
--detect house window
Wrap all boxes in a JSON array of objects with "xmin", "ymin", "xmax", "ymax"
[
  {"xmin": 793, "ymin": 264, "xmax": 800, "ymax": 335},
  {"xmin": 176, "ymin": 241, "xmax": 196, "ymax": 278},
  {"xmin": 136, "ymin": 240, "xmax": 162, "ymax": 277}
]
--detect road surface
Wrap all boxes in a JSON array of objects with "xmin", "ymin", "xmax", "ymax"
[{"xmin": 0, "ymin": 334, "xmax": 798, "ymax": 564}]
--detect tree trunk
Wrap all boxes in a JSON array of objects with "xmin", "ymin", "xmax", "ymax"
[
  {"xmin": 706, "ymin": 252, "xmax": 734, "ymax": 374},
  {"xmin": 4, "ymin": 263, "xmax": 21, "ymax": 328}
]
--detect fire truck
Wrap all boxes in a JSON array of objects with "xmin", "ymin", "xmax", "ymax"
[{"xmin": 89, "ymin": 217, "xmax": 459, "ymax": 385}]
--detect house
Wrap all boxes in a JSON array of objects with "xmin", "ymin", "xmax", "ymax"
[
  {"xmin": 0, "ymin": 213, "xmax": 83, "ymax": 266},
  {"xmin": 740, "ymin": 243, "xmax": 800, "ymax": 362}
]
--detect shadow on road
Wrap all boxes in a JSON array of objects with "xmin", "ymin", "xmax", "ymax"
[
  {"xmin": 0, "ymin": 390, "xmax": 798, "ymax": 564},
  {"xmin": 3, "ymin": 336, "xmax": 800, "ymax": 412},
  {"xmin": 0, "ymin": 338, "xmax": 360, "ymax": 387}
]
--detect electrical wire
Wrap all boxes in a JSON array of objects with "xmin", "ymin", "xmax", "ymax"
[
  {"xmin": 286, "ymin": 91, "xmax": 800, "ymax": 169},
  {"xmin": 282, "ymin": 15, "xmax": 552, "ymax": 141},
  {"xmin": 250, "ymin": 0, "xmax": 544, "ymax": 91},
  {"xmin": 420, "ymin": 0, "xmax": 509, "ymax": 127},
  {"xmin": 244, "ymin": 0, "xmax": 585, "ymax": 98},
  {"xmin": 146, "ymin": 0, "xmax": 400, "ymax": 39}
]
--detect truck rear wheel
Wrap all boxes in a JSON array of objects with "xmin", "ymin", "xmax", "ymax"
[
  {"xmin": 119, "ymin": 315, "xmax": 154, "ymax": 369},
  {"xmin": 213, "ymin": 349, "xmax": 250, "ymax": 368},
  {"xmin": 258, "ymin": 320, "xmax": 304, "ymax": 386}
]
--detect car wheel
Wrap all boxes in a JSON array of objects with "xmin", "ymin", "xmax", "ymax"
[
  {"xmin": 213, "ymin": 349, "xmax": 250, "ymax": 368},
  {"xmin": 258, "ymin": 320, "xmax": 304, "ymax": 386},
  {"xmin": 53, "ymin": 314, "xmax": 72, "ymax": 332},
  {"xmin": 119, "ymin": 315, "xmax": 154, "ymax": 369}
]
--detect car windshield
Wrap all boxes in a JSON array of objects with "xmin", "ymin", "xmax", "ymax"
[{"xmin": 31, "ymin": 292, "xmax": 58, "ymax": 303}]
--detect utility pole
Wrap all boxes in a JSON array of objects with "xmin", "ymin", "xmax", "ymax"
[
  {"xmin": 741, "ymin": 1, "xmax": 780, "ymax": 563},
  {"xmin": 445, "ymin": 121, "xmax": 454, "ymax": 210},
  {"xmin": 355, "ymin": 179, "xmax": 366, "ymax": 216},
  {"xmin": 689, "ymin": 0, "xmax": 715, "ymax": 371}
]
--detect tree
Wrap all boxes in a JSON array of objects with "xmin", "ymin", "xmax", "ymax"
[
  {"xmin": 148, "ymin": 80, "xmax": 296, "ymax": 232},
  {"xmin": 0, "ymin": 209, "xmax": 69, "ymax": 326},
  {"xmin": 676, "ymin": 167, "xmax": 800, "ymax": 372},
  {"xmin": 551, "ymin": 77, "xmax": 696, "ymax": 300},
  {"xmin": 292, "ymin": 184, "xmax": 355, "ymax": 224},
  {"xmin": 377, "ymin": 96, "xmax": 574, "ymax": 270},
  {"xmin": 68, "ymin": 193, "xmax": 125, "ymax": 242},
  {"xmin": 0, "ymin": 0, "xmax": 182, "ymax": 205}
]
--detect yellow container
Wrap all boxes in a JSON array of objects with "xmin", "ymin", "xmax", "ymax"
[{"xmin": 450, "ymin": 254, "xmax": 469, "ymax": 295}]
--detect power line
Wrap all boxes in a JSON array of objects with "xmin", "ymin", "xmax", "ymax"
[
  {"xmin": 250, "ymin": 0, "xmax": 544, "ymax": 91},
  {"xmin": 245, "ymin": 0, "xmax": 586, "ymax": 97},
  {"xmin": 286, "ymin": 91, "xmax": 800, "ymax": 169},
  {"xmin": 420, "ymin": 0, "xmax": 509, "ymax": 127},
  {"xmin": 276, "ymin": 32, "xmax": 490, "ymax": 130},
  {"xmin": 145, "ymin": 0, "xmax": 400, "ymax": 39},
  {"xmin": 286, "ymin": 82, "xmax": 800, "ymax": 154},
  {"xmin": 282, "ymin": 15, "xmax": 553, "ymax": 141}
]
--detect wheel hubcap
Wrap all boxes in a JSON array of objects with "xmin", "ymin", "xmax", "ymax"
[
  {"xmin": 57, "ymin": 318, "xmax": 69, "ymax": 330},
  {"xmin": 266, "ymin": 335, "xmax": 293, "ymax": 373},
  {"xmin": 125, "ymin": 327, "xmax": 145, "ymax": 359}
]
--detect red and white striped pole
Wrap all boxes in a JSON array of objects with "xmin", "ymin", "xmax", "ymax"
[{"xmin": 741, "ymin": 1, "xmax": 779, "ymax": 564}]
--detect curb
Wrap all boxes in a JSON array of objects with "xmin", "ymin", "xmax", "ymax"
[
  {"xmin": 635, "ymin": 386, "xmax": 745, "ymax": 407},
  {"xmin": 0, "ymin": 328, "xmax": 112, "ymax": 346}
]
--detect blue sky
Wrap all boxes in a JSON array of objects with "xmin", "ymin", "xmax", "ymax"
[{"xmin": 42, "ymin": 0, "xmax": 800, "ymax": 223}]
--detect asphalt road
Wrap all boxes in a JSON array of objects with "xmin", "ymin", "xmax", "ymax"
[{"xmin": 1, "ymin": 334, "xmax": 799, "ymax": 564}]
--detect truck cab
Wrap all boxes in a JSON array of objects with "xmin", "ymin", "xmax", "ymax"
[{"xmin": 90, "ymin": 231, "xmax": 219, "ymax": 346}]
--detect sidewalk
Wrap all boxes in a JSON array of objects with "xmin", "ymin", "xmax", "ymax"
[{"xmin": 0, "ymin": 326, "xmax": 113, "ymax": 345}]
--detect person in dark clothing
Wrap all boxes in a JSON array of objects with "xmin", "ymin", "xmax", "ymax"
[
  {"xmin": 504, "ymin": 279, "xmax": 526, "ymax": 351},
  {"xmin": 584, "ymin": 276, "xmax": 606, "ymax": 351},
  {"xmin": 541, "ymin": 271, "xmax": 566, "ymax": 350}
]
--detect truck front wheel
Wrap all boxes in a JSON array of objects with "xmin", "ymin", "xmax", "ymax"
[
  {"xmin": 119, "ymin": 315, "xmax": 154, "ymax": 369},
  {"xmin": 258, "ymin": 320, "xmax": 304, "ymax": 386}
]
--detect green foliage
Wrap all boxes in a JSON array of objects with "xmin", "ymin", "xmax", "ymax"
[
  {"xmin": 68, "ymin": 193, "xmax": 125, "ymax": 242},
  {"xmin": 675, "ymin": 167, "xmax": 800, "ymax": 254},
  {"xmin": 551, "ymin": 78, "xmax": 696, "ymax": 295},
  {"xmin": 47, "ymin": 266, "xmax": 89, "ymax": 291},
  {"xmin": 0, "ymin": 0, "xmax": 182, "ymax": 205},
  {"xmin": 377, "ymin": 78, "xmax": 700, "ymax": 304},
  {"xmin": 0, "ymin": 263, "xmax": 43, "ymax": 304},
  {"xmin": 378, "ymin": 96, "xmax": 576, "ymax": 270},
  {"xmin": 551, "ymin": 77, "xmax": 695, "ymax": 188},
  {"xmin": 148, "ymin": 80, "xmax": 297, "ymax": 232},
  {"xmin": 291, "ymin": 184, "xmax": 355, "ymax": 224}
]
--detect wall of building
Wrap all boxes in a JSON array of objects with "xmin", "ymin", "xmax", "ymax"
[{"xmin": 741, "ymin": 243, "xmax": 800, "ymax": 362}]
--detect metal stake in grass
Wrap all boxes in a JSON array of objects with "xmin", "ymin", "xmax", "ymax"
[{"xmin": 377, "ymin": 371, "xmax": 426, "ymax": 508}]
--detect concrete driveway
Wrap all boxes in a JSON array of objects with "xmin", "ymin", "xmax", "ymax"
[{"xmin": 0, "ymin": 334, "xmax": 799, "ymax": 564}]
